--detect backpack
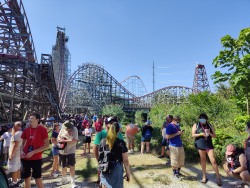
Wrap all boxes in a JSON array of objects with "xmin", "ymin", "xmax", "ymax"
[
  {"xmin": 98, "ymin": 138, "xmax": 112, "ymax": 174},
  {"xmin": 53, "ymin": 138, "xmax": 67, "ymax": 150},
  {"xmin": 96, "ymin": 123, "xmax": 101, "ymax": 132},
  {"xmin": 145, "ymin": 129, "xmax": 151, "ymax": 138}
]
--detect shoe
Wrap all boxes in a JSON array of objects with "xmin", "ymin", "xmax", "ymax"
[
  {"xmin": 146, "ymin": 152, "xmax": 149, "ymax": 154},
  {"xmin": 232, "ymin": 179, "xmax": 243, "ymax": 185},
  {"xmin": 17, "ymin": 179, "xmax": 23, "ymax": 184},
  {"xmin": 173, "ymin": 174, "xmax": 182, "ymax": 180},
  {"xmin": 139, "ymin": 153, "xmax": 143, "ymax": 155},
  {"xmin": 158, "ymin": 155, "xmax": 164, "ymax": 158},
  {"xmin": 2, "ymin": 161, "xmax": 7, "ymax": 166},
  {"xmin": 57, "ymin": 178, "xmax": 69, "ymax": 186},
  {"xmin": 8, "ymin": 177, "xmax": 13, "ymax": 184},
  {"xmin": 128, "ymin": 150, "xmax": 132, "ymax": 153},
  {"xmin": 9, "ymin": 182, "xmax": 19, "ymax": 188},
  {"xmin": 56, "ymin": 170, "xmax": 61, "ymax": 174},
  {"xmin": 51, "ymin": 172, "xmax": 59, "ymax": 178},
  {"xmin": 178, "ymin": 173, "xmax": 186, "ymax": 177},
  {"xmin": 71, "ymin": 181, "xmax": 77, "ymax": 188},
  {"xmin": 81, "ymin": 153, "xmax": 86, "ymax": 156},
  {"xmin": 88, "ymin": 152, "xmax": 91, "ymax": 154},
  {"xmin": 132, "ymin": 149, "xmax": 135, "ymax": 152},
  {"xmin": 166, "ymin": 160, "xmax": 171, "ymax": 165}
]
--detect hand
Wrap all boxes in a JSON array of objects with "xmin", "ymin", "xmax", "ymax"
[
  {"xmin": 25, "ymin": 151, "xmax": 35, "ymax": 158},
  {"xmin": 177, "ymin": 131, "xmax": 184, "ymax": 135},
  {"xmin": 227, "ymin": 171, "xmax": 233, "ymax": 178},
  {"xmin": 20, "ymin": 151, "xmax": 26, "ymax": 158},
  {"xmin": 9, "ymin": 155, "xmax": 13, "ymax": 161},
  {"xmin": 123, "ymin": 174, "xmax": 130, "ymax": 182},
  {"xmin": 200, "ymin": 133, "xmax": 206, "ymax": 137}
]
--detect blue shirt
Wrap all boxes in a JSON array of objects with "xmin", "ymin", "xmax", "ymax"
[
  {"xmin": 93, "ymin": 116, "xmax": 97, "ymax": 121},
  {"xmin": 52, "ymin": 131, "xmax": 59, "ymax": 139},
  {"xmin": 166, "ymin": 123, "xmax": 182, "ymax": 147}
]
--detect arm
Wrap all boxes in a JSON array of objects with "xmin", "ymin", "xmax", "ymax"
[
  {"xmin": 208, "ymin": 125, "xmax": 216, "ymax": 138},
  {"xmin": 93, "ymin": 144, "xmax": 99, "ymax": 161},
  {"xmin": 20, "ymin": 139, "xmax": 27, "ymax": 158},
  {"xmin": 229, "ymin": 154, "xmax": 247, "ymax": 175},
  {"xmin": 192, "ymin": 123, "xmax": 206, "ymax": 138},
  {"xmin": 122, "ymin": 152, "xmax": 130, "ymax": 182},
  {"xmin": 9, "ymin": 140, "xmax": 19, "ymax": 161},
  {"xmin": 161, "ymin": 127, "xmax": 164, "ymax": 137},
  {"xmin": 166, "ymin": 131, "xmax": 183, "ymax": 139},
  {"xmin": 25, "ymin": 138, "xmax": 50, "ymax": 158},
  {"xmin": 51, "ymin": 137, "xmax": 58, "ymax": 144},
  {"xmin": 0, "ymin": 137, "xmax": 3, "ymax": 142}
]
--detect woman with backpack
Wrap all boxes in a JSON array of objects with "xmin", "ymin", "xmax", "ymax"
[
  {"xmin": 192, "ymin": 113, "xmax": 222, "ymax": 186},
  {"xmin": 139, "ymin": 120, "xmax": 153, "ymax": 155},
  {"xmin": 98, "ymin": 122, "xmax": 130, "ymax": 188}
]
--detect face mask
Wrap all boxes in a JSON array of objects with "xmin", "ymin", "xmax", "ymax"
[
  {"xmin": 200, "ymin": 119, "xmax": 206, "ymax": 123},
  {"xmin": 246, "ymin": 127, "xmax": 250, "ymax": 134},
  {"xmin": 175, "ymin": 122, "xmax": 179, "ymax": 126}
]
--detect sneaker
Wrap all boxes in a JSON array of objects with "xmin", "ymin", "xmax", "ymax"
[
  {"xmin": 81, "ymin": 153, "xmax": 86, "ymax": 156},
  {"xmin": 51, "ymin": 172, "xmax": 59, "ymax": 178},
  {"xmin": 17, "ymin": 179, "xmax": 23, "ymax": 184},
  {"xmin": 71, "ymin": 181, "xmax": 77, "ymax": 188},
  {"xmin": 146, "ymin": 152, "xmax": 149, "ymax": 154},
  {"xmin": 139, "ymin": 153, "xmax": 143, "ymax": 155},
  {"xmin": 56, "ymin": 170, "xmax": 61, "ymax": 174},
  {"xmin": 128, "ymin": 150, "xmax": 132, "ymax": 153},
  {"xmin": 57, "ymin": 178, "xmax": 69, "ymax": 186},
  {"xmin": 8, "ymin": 177, "xmax": 13, "ymax": 184},
  {"xmin": 178, "ymin": 173, "xmax": 186, "ymax": 177},
  {"xmin": 158, "ymin": 155, "xmax": 164, "ymax": 158},
  {"xmin": 9, "ymin": 182, "xmax": 19, "ymax": 188},
  {"xmin": 166, "ymin": 160, "xmax": 171, "ymax": 165},
  {"xmin": 232, "ymin": 179, "xmax": 244, "ymax": 185},
  {"xmin": 132, "ymin": 149, "xmax": 135, "ymax": 152},
  {"xmin": 88, "ymin": 152, "xmax": 91, "ymax": 154},
  {"xmin": 2, "ymin": 161, "xmax": 7, "ymax": 166},
  {"xmin": 173, "ymin": 174, "xmax": 182, "ymax": 181}
]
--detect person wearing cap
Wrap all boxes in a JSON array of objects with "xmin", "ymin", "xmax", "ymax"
[
  {"xmin": 0, "ymin": 125, "xmax": 13, "ymax": 166},
  {"xmin": 139, "ymin": 120, "xmax": 154, "ymax": 155},
  {"xmin": 20, "ymin": 113, "xmax": 49, "ymax": 188},
  {"xmin": 93, "ymin": 116, "xmax": 124, "ymax": 187},
  {"xmin": 223, "ymin": 144, "xmax": 247, "ymax": 186},
  {"xmin": 192, "ymin": 113, "xmax": 222, "ymax": 185},
  {"xmin": 51, "ymin": 123, "xmax": 60, "ymax": 178},
  {"xmin": 56, "ymin": 120, "xmax": 78, "ymax": 188},
  {"xmin": 7, "ymin": 121, "xmax": 23, "ymax": 187},
  {"xmin": 125, "ymin": 122, "xmax": 140, "ymax": 153}
]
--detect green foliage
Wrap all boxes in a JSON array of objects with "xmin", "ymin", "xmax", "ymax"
[
  {"xmin": 135, "ymin": 110, "xmax": 147, "ymax": 126},
  {"xmin": 100, "ymin": 104, "xmax": 125, "ymax": 120}
]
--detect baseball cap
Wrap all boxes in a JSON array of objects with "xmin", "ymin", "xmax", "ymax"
[
  {"xmin": 107, "ymin": 116, "xmax": 118, "ymax": 124},
  {"xmin": 225, "ymin": 144, "xmax": 236, "ymax": 155},
  {"xmin": 146, "ymin": 120, "xmax": 152, "ymax": 124}
]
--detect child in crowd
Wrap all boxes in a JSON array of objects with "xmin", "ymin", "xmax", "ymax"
[
  {"xmin": 81, "ymin": 124, "xmax": 92, "ymax": 156},
  {"xmin": 0, "ymin": 126, "xmax": 12, "ymax": 166}
]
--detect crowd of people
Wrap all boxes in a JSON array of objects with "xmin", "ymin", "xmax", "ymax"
[{"xmin": 2, "ymin": 112, "xmax": 250, "ymax": 188}]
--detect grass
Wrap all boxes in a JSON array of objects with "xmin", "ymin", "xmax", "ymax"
[{"xmin": 152, "ymin": 174, "xmax": 172, "ymax": 185}]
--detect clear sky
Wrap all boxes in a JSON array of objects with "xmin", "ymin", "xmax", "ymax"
[{"xmin": 24, "ymin": 0, "xmax": 250, "ymax": 95}]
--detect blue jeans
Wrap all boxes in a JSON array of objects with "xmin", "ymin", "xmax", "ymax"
[{"xmin": 100, "ymin": 162, "xmax": 124, "ymax": 188}]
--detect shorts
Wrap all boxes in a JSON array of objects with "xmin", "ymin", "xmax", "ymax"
[
  {"xmin": 84, "ymin": 136, "xmax": 91, "ymax": 143},
  {"xmin": 0, "ymin": 141, "xmax": 2, "ymax": 150},
  {"xmin": 170, "ymin": 146, "xmax": 185, "ymax": 167},
  {"xmin": 77, "ymin": 125, "xmax": 81, "ymax": 130},
  {"xmin": 59, "ymin": 153, "xmax": 76, "ymax": 168},
  {"xmin": 21, "ymin": 159, "xmax": 42, "ymax": 179},
  {"xmin": 7, "ymin": 157, "xmax": 21, "ymax": 173},
  {"xmin": 162, "ymin": 138, "xmax": 169, "ymax": 150},
  {"xmin": 52, "ymin": 147, "xmax": 59, "ymax": 155},
  {"xmin": 3, "ymin": 146, "xmax": 9, "ymax": 154},
  {"xmin": 141, "ymin": 136, "xmax": 151, "ymax": 143},
  {"xmin": 198, "ymin": 149, "xmax": 214, "ymax": 151},
  {"xmin": 126, "ymin": 134, "xmax": 135, "ymax": 144}
]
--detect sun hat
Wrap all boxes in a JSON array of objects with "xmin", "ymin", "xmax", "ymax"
[
  {"xmin": 62, "ymin": 120, "xmax": 73, "ymax": 129},
  {"xmin": 146, "ymin": 120, "xmax": 152, "ymax": 124},
  {"xmin": 225, "ymin": 144, "xmax": 236, "ymax": 155}
]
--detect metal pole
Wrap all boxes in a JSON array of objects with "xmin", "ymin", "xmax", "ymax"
[{"xmin": 153, "ymin": 61, "xmax": 155, "ymax": 92}]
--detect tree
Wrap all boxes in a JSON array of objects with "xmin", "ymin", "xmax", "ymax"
[
  {"xmin": 211, "ymin": 27, "xmax": 250, "ymax": 115},
  {"xmin": 100, "ymin": 104, "xmax": 124, "ymax": 121}
]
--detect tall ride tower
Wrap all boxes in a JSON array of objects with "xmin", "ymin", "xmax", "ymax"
[{"xmin": 192, "ymin": 64, "xmax": 211, "ymax": 93}]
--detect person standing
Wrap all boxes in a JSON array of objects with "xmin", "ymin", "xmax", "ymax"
[
  {"xmin": 81, "ymin": 124, "xmax": 92, "ymax": 156},
  {"xmin": 0, "ymin": 126, "xmax": 13, "ymax": 166},
  {"xmin": 192, "ymin": 113, "xmax": 222, "ymax": 186},
  {"xmin": 158, "ymin": 115, "xmax": 173, "ymax": 165},
  {"xmin": 56, "ymin": 120, "xmax": 78, "ymax": 188},
  {"xmin": 166, "ymin": 116, "xmax": 185, "ymax": 180},
  {"xmin": 7, "ymin": 122, "xmax": 22, "ymax": 188},
  {"xmin": 20, "ymin": 113, "xmax": 49, "ymax": 188},
  {"xmin": 139, "ymin": 120, "xmax": 153, "ymax": 155},
  {"xmin": 93, "ymin": 115, "xmax": 97, "ymax": 123},
  {"xmin": 125, "ymin": 123, "xmax": 139, "ymax": 153},
  {"xmin": 82, "ymin": 118, "xmax": 88, "ymax": 131},
  {"xmin": 51, "ymin": 123, "xmax": 60, "ymax": 178},
  {"xmin": 99, "ymin": 116, "xmax": 104, "ymax": 127},
  {"xmin": 98, "ymin": 122, "xmax": 130, "ymax": 188},
  {"xmin": 95, "ymin": 118, "xmax": 103, "ymax": 134},
  {"xmin": 88, "ymin": 116, "xmax": 93, "ymax": 129}
]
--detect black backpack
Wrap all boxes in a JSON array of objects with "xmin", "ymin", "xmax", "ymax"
[{"xmin": 98, "ymin": 138, "xmax": 112, "ymax": 174}]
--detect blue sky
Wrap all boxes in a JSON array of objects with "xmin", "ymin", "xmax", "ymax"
[{"xmin": 24, "ymin": 0, "xmax": 250, "ymax": 95}]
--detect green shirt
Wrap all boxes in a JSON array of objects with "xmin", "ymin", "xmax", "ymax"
[
  {"xmin": 94, "ymin": 130, "xmax": 124, "ymax": 145},
  {"xmin": 0, "ymin": 171, "xmax": 8, "ymax": 188}
]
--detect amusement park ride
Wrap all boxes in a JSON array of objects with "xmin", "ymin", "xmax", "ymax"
[{"xmin": 0, "ymin": 0, "xmax": 211, "ymax": 125}]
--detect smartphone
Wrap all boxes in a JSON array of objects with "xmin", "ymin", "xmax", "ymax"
[{"xmin": 182, "ymin": 130, "xmax": 185, "ymax": 132}]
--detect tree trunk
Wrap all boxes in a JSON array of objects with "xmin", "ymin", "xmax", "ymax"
[{"xmin": 246, "ymin": 79, "xmax": 249, "ymax": 115}]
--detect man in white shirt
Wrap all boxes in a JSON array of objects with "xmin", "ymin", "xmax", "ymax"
[{"xmin": 0, "ymin": 126, "xmax": 13, "ymax": 166}]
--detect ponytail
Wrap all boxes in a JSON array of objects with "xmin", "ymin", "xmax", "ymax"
[{"xmin": 106, "ymin": 122, "xmax": 120, "ymax": 150}]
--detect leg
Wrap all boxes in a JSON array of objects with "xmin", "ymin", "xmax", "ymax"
[
  {"xmin": 141, "ymin": 142, "xmax": 145, "ymax": 153},
  {"xmin": 198, "ymin": 150, "xmax": 207, "ymax": 179},
  {"xmin": 12, "ymin": 171, "xmax": 18, "ymax": 182},
  {"xmin": 240, "ymin": 170, "xmax": 250, "ymax": 182},
  {"xmin": 62, "ymin": 167, "xmax": 67, "ymax": 177},
  {"xmin": 161, "ymin": 146, "xmax": 165, "ymax": 156},
  {"xmin": 88, "ymin": 143, "xmax": 90, "ymax": 153},
  {"xmin": 35, "ymin": 178, "xmax": 44, "ymax": 188},
  {"xmin": 4, "ymin": 153, "xmax": 7, "ymax": 161},
  {"xmin": 128, "ymin": 143, "xmax": 131, "ymax": 150},
  {"xmin": 132, "ymin": 143, "xmax": 134, "ymax": 150},
  {"xmin": 17, "ymin": 169, "xmax": 21, "ymax": 180},
  {"xmin": 206, "ymin": 150, "xmax": 221, "ymax": 181},
  {"xmin": 69, "ymin": 166, "xmax": 75, "ymax": 178},
  {"xmin": 146, "ymin": 142, "xmax": 150, "ymax": 153},
  {"xmin": 24, "ymin": 177, "xmax": 31, "ymax": 188},
  {"xmin": 52, "ymin": 155, "xmax": 57, "ymax": 173},
  {"xmin": 84, "ymin": 143, "xmax": 86, "ymax": 154}
]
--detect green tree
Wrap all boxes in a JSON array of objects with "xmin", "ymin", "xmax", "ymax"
[
  {"xmin": 211, "ymin": 27, "xmax": 250, "ymax": 115},
  {"xmin": 100, "ymin": 104, "xmax": 125, "ymax": 121}
]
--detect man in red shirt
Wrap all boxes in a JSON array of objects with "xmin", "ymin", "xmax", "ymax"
[{"xmin": 20, "ymin": 113, "xmax": 49, "ymax": 188}]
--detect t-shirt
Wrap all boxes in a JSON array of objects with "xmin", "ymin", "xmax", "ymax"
[
  {"xmin": 141, "ymin": 125, "xmax": 153, "ymax": 137},
  {"xmin": 21, "ymin": 125, "xmax": 49, "ymax": 160},
  {"xmin": 52, "ymin": 131, "xmax": 59, "ymax": 147},
  {"xmin": 99, "ymin": 118, "xmax": 103, "ymax": 126},
  {"xmin": 162, "ymin": 121, "xmax": 170, "ymax": 139},
  {"xmin": 93, "ymin": 116, "xmax": 97, "ymax": 121},
  {"xmin": 1, "ymin": 132, "xmax": 12, "ymax": 147},
  {"xmin": 9, "ymin": 131, "xmax": 22, "ymax": 159},
  {"xmin": 82, "ymin": 120, "xmax": 88, "ymax": 128},
  {"xmin": 88, "ymin": 119, "xmax": 93, "ymax": 127},
  {"xmin": 126, "ymin": 124, "xmax": 140, "ymax": 136},
  {"xmin": 99, "ymin": 138, "xmax": 128, "ymax": 162},
  {"xmin": 166, "ymin": 123, "xmax": 182, "ymax": 147},
  {"xmin": 0, "ymin": 167, "xmax": 8, "ymax": 188},
  {"xmin": 59, "ymin": 127, "xmax": 78, "ymax": 155},
  {"xmin": 94, "ymin": 130, "xmax": 124, "ymax": 145},
  {"xmin": 85, "ymin": 128, "xmax": 92, "ymax": 137}
]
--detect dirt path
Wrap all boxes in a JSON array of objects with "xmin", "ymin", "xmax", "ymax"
[{"xmin": 9, "ymin": 133, "xmax": 250, "ymax": 188}]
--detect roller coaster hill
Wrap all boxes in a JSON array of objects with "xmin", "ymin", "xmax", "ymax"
[{"xmin": 0, "ymin": 0, "xmax": 211, "ymax": 125}]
